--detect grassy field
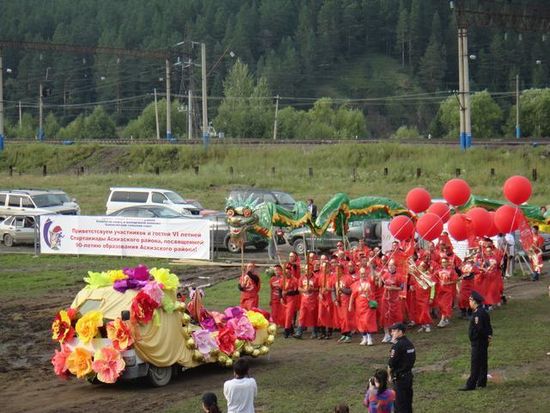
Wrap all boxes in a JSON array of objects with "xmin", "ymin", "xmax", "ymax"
[
  {"xmin": 0, "ymin": 143, "xmax": 549, "ymax": 214},
  {"xmin": 1, "ymin": 254, "xmax": 549, "ymax": 412}
]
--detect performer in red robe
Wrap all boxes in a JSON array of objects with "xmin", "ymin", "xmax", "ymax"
[
  {"xmin": 238, "ymin": 262, "xmax": 260, "ymax": 310},
  {"xmin": 317, "ymin": 260, "xmax": 335, "ymax": 339},
  {"xmin": 379, "ymin": 260, "xmax": 404, "ymax": 343},
  {"xmin": 435, "ymin": 258, "xmax": 458, "ymax": 327},
  {"xmin": 281, "ymin": 264, "xmax": 300, "ymax": 338},
  {"xmin": 334, "ymin": 263, "xmax": 355, "ymax": 343},
  {"xmin": 294, "ymin": 261, "xmax": 320, "ymax": 339},
  {"xmin": 268, "ymin": 265, "xmax": 284, "ymax": 327},
  {"xmin": 410, "ymin": 260, "xmax": 435, "ymax": 332},
  {"xmin": 458, "ymin": 257, "xmax": 478, "ymax": 318},
  {"xmin": 531, "ymin": 225, "xmax": 545, "ymax": 281},
  {"xmin": 349, "ymin": 267, "xmax": 378, "ymax": 345},
  {"xmin": 482, "ymin": 245, "xmax": 502, "ymax": 307}
]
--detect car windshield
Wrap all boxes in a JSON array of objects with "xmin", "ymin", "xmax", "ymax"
[
  {"xmin": 274, "ymin": 192, "xmax": 295, "ymax": 205},
  {"xmin": 31, "ymin": 194, "xmax": 63, "ymax": 207},
  {"xmin": 164, "ymin": 191, "xmax": 186, "ymax": 204},
  {"xmin": 154, "ymin": 207, "xmax": 183, "ymax": 218},
  {"xmin": 50, "ymin": 193, "xmax": 71, "ymax": 203}
]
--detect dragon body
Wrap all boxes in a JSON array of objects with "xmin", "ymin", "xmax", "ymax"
[{"xmin": 225, "ymin": 193, "xmax": 549, "ymax": 240}]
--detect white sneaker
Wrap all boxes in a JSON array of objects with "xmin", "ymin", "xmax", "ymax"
[
  {"xmin": 417, "ymin": 326, "xmax": 425, "ymax": 333},
  {"xmin": 382, "ymin": 334, "xmax": 391, "ymax": 343},
  {"xmin": 424, "ymin": 325, "xmax": 431, "ymax": 333},
  {"xmin": 437, "ymin": 319, "xmax": 446, "ymax": 328},
  {"xmin": 359, "ymin": 337, "xmax": 368, "ymax": 346},
  {"xmin": 444, "ymin": 319, "xmax": 450, "ymax": 326},
  {"xmin": 367, "ymin": 336, "xmax": 373, "ymax": 346}
]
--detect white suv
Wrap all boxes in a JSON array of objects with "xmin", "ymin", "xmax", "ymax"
[
  {"xmin": 0, "ymin": 189, "xmax": 80, "ymax": 218},
  {"xmin": 106, "ymin": 187, "xmax": 200, "ymax": 216}
]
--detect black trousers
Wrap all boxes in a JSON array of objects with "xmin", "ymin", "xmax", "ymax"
[
  {"xmin": 466, "ymin": 341, "xmax": 488, "ymax": 389},
  {"xmin": 394, "ymin": 373, "xmax": 414, "ymax": 413}
]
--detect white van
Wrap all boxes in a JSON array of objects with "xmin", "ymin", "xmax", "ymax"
[
  {"xmin": 105, "ymin": 187, "xmax": 200, "ymax": 215},
  {"xmin": 0, "ymin": 189, "xmax": 80, "ymax": 218}
]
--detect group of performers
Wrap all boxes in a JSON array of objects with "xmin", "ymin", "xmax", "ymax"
[{"xmin": 238, "ymin": 228, "xmax": 545, "ymax": 345}]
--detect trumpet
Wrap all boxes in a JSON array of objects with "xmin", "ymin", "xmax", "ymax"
[{"xmin": 408, "ymin": 261, "xmax": 435, "ymax": 290}]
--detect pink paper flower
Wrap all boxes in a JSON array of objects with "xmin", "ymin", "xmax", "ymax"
[
  {"xmin": 192, "ymin": 329, "xmax": 219, "ymax": 356},
  {"xmin": 92, "ymin": 346, "xmax": 126, "ymax": 384},
  {"xmin": 217, "ymin": 327, "xmax": 237, "ymax": 355},
  {"xmin": 224, "ymin": 306, "xmax": 245, "ymax": 320},
  {"xmin": 227, "ymin": 316, "xmax": 256, "ymax": 341},
  {"xmin": 51, "ymin": 344, "xmax": 72, "ymax": 379},
  {"xmin": 106, "ymin": 318, "xmax": 134, "ymax": 351},
  {"xmin": 142, "ymin": 281, "xmax": 164, "ymax": 305}
]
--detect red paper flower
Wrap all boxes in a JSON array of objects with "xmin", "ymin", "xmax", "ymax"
[
  {"xmin": 216, "ymin": 326, "xmax": 237, "ymax": 355},
  {"xmin": 51, "ymin": 308, "xmax": 77, "ymax": 343},
  {"xmin": 131, "ymin": 291, "xmax": 160, "ymax": 324},
  {"xmin": 106, "ymin": 318, "xmax": 134, "ymax": 351}
]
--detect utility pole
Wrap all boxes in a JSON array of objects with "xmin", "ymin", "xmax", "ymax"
[
  {"xmin": 457, "ymin": 28, "xmax": 466, "ymax": 149},
  {"xmin": 38, "ymin": 83, "xmax": 44, "ymax": 141},
  {"xmin": 165, "ymin": 59, "xmax": 173, "ymax": 141},
  {"xmin": 515, "ymin": 74, "xmax": 520, "ymax": 139},
  {"xmin": 273, "ymin": 95, "xmax": 279, "ymax": 140},
  {"xmin": 462, "ymin": 30, "xmax": 472, "ymax": 149},
  {"xmin": 188, "ymin": 89, "xmax": 192, "ymax": 140},
  {"xmin": 18, "ymin": 101, "xmax": 22, "ymax": 128},
  {"xmin": 0, "ymin": 47, "xmax": 4, "ymax": 151},
  {"xmin": 201, "ymin": 42, "xmax": 208, "ymax": 144},
  {"xmin": 154, "ymin": 88, "xmax": 160, "ymax": 140}
]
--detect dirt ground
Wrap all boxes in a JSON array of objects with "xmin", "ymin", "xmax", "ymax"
[{"xmin": 0, "ymin": 268, "xmax": 547, "ymax": 413}]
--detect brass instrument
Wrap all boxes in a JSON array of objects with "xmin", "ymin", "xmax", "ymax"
[{"xmin": 408, "ymin": 259, "xmax": 435, "ymax": 290}]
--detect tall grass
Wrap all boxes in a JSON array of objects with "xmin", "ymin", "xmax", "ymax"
[{"xmin": 0, "ymin": 143, "xmax": 548, "ymax": 214}]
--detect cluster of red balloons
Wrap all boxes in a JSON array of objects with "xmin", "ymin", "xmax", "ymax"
[{"xmin": 389, "ymin": 175, "xmax": 533, "ymax": 242}]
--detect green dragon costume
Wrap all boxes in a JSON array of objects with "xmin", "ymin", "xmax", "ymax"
[{"xmin": 225, "ymin": 193, "xmax": 549, "ymax": 240}]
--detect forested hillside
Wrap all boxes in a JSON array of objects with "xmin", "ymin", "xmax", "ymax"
[{"xmin": 1, "ymin": 0, "xmax": 549, "ymax": 139}]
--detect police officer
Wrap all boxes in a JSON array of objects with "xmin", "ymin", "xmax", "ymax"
[
  {"xmin": 388, "ymin": 322, "xmax": 416, "ymax": 413},
  {"xmin": 460, "ymin": 290, "xmax": 493, "ymax": 391}
]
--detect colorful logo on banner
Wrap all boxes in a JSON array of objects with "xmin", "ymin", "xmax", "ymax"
[{"xmin": 43, "ymin": 218, "xmax": 64, "ymax": 250}]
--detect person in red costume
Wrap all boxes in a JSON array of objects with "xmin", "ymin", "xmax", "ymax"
[
  {"xmin": 410, "ymin": 259, "xmax": 435, "ymax": 333},
  {"xmin": 268, "ymin": 265, "xmax": 284, "ymax": 327},
  {"xmin": 378, "ymin": 260, "xmax": 404, "ymax": 343},
  {"xmin": 287, "ymin": 252, "xmax": 302, "ymax": 279},
  {"xmin": 334, "ymin": 261, "xmax": 355, "ymax": 343},
  {"xmin": 317, "ymin": 260, "xmax": 335, "ymax": 339},
  {"xmin": 458, "ymin": 256, "xmax": 478, "ymax": 318},
  {"xmin": 481, "ymin": 245, "xmax": 502, "ymax": 307},
  {"xmin": 281, "ymin": 263, "xmax": 300, "ymax": 338},
  {"xmin": 530, "ymin": 225, "xmax": 544, "ymax": 281},
  {"xmin": 349, "ymin": 267, "xmax": 378, "ymax": 345},
  {"xmin": 238, "ymin": 262, "xmax": 260, "ymax": 310},
  {"xmin": 294, "ymin": 259, "xmax": 320, "ymax": 339},
  {"xmin": 435, "ymin": 258, "xmax": 458, "ymax": 327}
]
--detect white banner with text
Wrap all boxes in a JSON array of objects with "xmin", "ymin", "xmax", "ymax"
[{"xmin": 39, "ymin": 215, "xmax": 210, "ymax": 260}]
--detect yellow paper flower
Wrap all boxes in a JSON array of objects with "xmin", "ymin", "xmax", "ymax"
[
  {"xmin": 66, "ymin": 347, "xmax": 93, "ymax": 378},
  {"xmin": 75, "ymin": 310, "xmax": 103, "ymax": 344},
  {"xmin": 107, "ymin": 270, "xmax": 127, "ymax": 283},
  {"xmin": 150, "ymin": 267, "xmax": 180, "ymax": 290},
  {"xmin": 246, "ymin": 311, "xmax": 269, "ymax": 329},
  {"xmin": 84, "ymin": 271, "xmax": 112, "ymax": 289}
]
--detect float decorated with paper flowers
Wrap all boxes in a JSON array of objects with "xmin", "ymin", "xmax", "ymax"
[{"xmin": 50, "ymin": 265, "xmax": 275, "ymax": 386}]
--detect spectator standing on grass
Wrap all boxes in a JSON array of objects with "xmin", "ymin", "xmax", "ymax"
[
  {"xmin": 224, "ymin": 359, "xmax": 257, "ymax": 413},
  {"xmin": 202, "ymin": 392, "xmax": 222, "ymax": 413},
  {"xmin": 307, "ymin": 198, "xmax": 318, "ymax": 221},
  {"xmin": 363, "ymin": 369, "xmax": 396, "ymax": 413}
]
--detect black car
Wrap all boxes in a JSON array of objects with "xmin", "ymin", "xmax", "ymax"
[
  {"xmin": 108, "ymin": 206, "xmax": 268, "ymax": 253},
  {"xmin": 287, "ymin": 220, "xmax": 383, "ymax": 255}
]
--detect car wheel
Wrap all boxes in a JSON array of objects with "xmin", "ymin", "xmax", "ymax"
[
  {"xmin": 293, "ymin": 239, "xmax": 306, "ymax": 255},
  {"xmin": 225, "ymin": 237, "xmax": 242, "ymax": 254},
  {"xmin": 147, "ymin": 365, "xmax": 172, "ymax": 387},
  {"xmin": 254, "ymin": 241, "xmax": 268, "ymax": 251},
  {"xmin": 86, "ymin": 375, "xmax": 102, "ymax": 385},
  {"xmin": 3, "ymin": 234, "xmax": 14, "ymax": 247}
]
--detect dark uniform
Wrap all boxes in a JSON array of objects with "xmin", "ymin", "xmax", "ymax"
[
  {"xmin": 464, "ymin": 304, "xmax": 493, "ymax": 389},
  {"xmin": 388, "ymin": 325, "xmax": 416, "ymax": 413}
]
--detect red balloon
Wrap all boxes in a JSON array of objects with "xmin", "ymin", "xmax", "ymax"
[
  {"xmin": 442, "ymin": 178, "xmax": 471, "ymax": 206},
  {"xmin": 494, "ymin": 205, "xmax": 522, "ymax": 233},
  {"xmin": 389, "ymin": 215, "xmax": 415, "ymax": 241},
  {"xmin": 485, "ymin": 211, "xmax": 499, "ymax": 237},
  {"xmin": 466, "ymin": 207, "xmax": 491, "ymax": 237},
  {"xmin": 427, "ymin": 202, "xmax": 451, "ymax": 223},
  {"xmin": 447, "ymin": 213, "xmax": 470, "ymax": 241},
  {"xmin": 416, "ymin": 213, "xmax": 443, "ymax": 241},
  {"xmin": 406, "ymin": 188, "xmax": 432, "ymax": 213},
  {"xmin": 503, "ymin": 175, "xmax": 532, "ymax": 205}
]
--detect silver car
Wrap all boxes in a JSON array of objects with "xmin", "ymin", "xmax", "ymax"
[{"xmin": 0, "ymin": 215, "xmax": 38, "ymax": 247}]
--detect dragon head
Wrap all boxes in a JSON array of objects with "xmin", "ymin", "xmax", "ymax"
[{"xmin": 225, "ymin": 195, "xmax": 262, "ymax": 239}]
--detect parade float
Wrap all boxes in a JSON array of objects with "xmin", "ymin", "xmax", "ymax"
[{"xmin": 50, "ymin": 265, "xmax": 275, "ymax": 386}]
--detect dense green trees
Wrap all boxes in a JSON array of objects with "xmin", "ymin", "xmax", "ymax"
[{"xmin": 0, "ymin": 0, "xmax": 549, "ymax": 139}]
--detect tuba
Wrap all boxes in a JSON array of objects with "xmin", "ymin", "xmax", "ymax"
[{"xmin": 408, "ymin": 259, "xmax": 435, "ymax": 290}]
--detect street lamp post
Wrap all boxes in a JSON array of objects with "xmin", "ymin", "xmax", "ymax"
[{"xmin": 0, "ymin": 48, "xmax": 4, "ymax": 151}]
